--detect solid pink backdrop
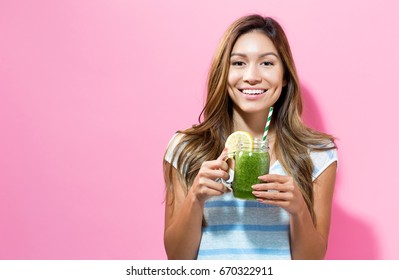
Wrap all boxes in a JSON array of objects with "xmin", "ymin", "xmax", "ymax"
[{"xmin": 1, "ymin": 0, "xmax": 398, "ymax": 259}]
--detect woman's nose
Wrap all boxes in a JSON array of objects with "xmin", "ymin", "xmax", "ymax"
[{"xmin": 243, "ymin": 65, "xmax": 261, "ymax": 84}]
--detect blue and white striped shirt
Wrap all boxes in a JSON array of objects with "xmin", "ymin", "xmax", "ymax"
[{"xmin": 165, "ymin": 133, "xmax": 338, "ymax": 260}]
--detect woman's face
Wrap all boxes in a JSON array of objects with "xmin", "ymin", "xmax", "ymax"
[{"xmin": 227, "ymin": 31, "xmax": 286, "ymax": 115}]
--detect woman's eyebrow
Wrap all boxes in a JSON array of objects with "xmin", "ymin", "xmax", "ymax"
[
  {"xmin": 259, "ymin": 52, "xmax": 279, "ymax": 58},
  {"xmin": 230, "ymin": 52, "xmax": 279, "ymax": 58}
]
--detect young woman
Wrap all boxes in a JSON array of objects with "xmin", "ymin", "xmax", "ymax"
[{"xmin": 163, "ymin": 15, "xmax": 337, "ymax": 260}]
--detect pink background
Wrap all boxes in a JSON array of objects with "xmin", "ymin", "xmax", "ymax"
[{"xmin": 1, "ymin": 0, "xmax": 398, "ymax": 259}]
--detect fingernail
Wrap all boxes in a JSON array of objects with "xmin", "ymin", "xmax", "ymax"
[{"xmin": 252, "ymin": 191, "xmax": 259, "ymax": 195}]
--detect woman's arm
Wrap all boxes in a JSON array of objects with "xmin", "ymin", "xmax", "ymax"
[
  {"xmin": 163, "ymin": 150, "xmax": 230, "ymax": 259},
  {"xmin": 289, "ymin": 162, "xmax": 337, "ymax": 259},
  {"xmin": 164, "ymin": 163, "xmax": 204, "ymax": 259},
  {"xmin": 253, "ymin": 161, "xmax": 337, "ymax": 259}
]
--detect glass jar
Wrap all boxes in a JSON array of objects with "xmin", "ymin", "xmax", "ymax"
[{"xmin": 232, "ymin": 138, "xmax": 270, "ymax": 199}]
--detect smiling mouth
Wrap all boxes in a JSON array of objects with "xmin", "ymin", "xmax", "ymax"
[{"xmin": 240, "ymin": 89, "xmax": 267, "ymax": 95}]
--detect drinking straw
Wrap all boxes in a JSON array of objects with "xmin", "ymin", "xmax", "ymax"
[{"xmin": 262, "ymin": 107, "xmax": 273, "ymax": 142}]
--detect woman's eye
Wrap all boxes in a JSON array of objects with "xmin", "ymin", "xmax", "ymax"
[
  {"xmin": 262, "ymin": 61, "xmax": 274, "ymax": 66},
  {"xmin": 232, "ymin": 61, "xmax": 245, "ymax": 66}
]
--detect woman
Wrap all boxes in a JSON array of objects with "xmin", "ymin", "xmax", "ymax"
[{"xmin": 163, "ymin": 15, "xmax": 337, "ymax": 260}]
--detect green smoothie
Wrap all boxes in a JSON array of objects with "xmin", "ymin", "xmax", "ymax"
[{"xmin": 232, "ymin": 150, "xmax": 270, "ymax": 199}]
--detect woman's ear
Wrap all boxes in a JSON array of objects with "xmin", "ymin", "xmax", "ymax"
[{"xmin": 282, "ymin": 73, "xmax": 288, "ymax": 87}]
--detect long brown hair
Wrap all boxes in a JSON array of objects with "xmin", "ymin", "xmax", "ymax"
[{"xmin": 164, "ymin": 15, "xmax": 336, "ymax": 224}]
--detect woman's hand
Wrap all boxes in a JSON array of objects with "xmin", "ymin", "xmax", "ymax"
[
  {"xmin": 252, "ymin": 174, "xmax": 307, "ymax": 217},
  {"xmin": 189, "ymin": 148, "xmax": 230, "ymax": 204}
]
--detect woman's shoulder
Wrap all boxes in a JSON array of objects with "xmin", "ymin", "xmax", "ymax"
[
  {"xmin": 166, "ymin": 132, "xmax": 186, "ymax": 148},
  {"xmin": 164, "ymin": 132, "xmax": 187, "ymax": 168},
  {"xmin": 309, "ymin": 141, "xmax": 338, "ymax": 181}
]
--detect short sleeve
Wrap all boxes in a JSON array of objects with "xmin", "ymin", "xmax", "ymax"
[
  {"xmin": 310, "ymin": 147, "xmax": 338, "ymax": 181},
  {"xmin": 164, "ymin": 133, "xmax": 185, "ymax": 170}
]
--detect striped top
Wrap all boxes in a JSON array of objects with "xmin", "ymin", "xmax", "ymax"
[{"xmin": 164, "ymin": 133, "xmax": 338, "ymax": 260}]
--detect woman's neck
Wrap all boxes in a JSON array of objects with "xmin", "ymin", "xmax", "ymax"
[{"xmin": 232, "ymin": 107, "xmax": 274, "ymax": 140}]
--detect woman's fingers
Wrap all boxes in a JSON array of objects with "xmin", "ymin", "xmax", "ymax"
[
  {"xmin": 252, "ymin": 175, "xmax": 306, "ymax": 215},
  {"xmin": 252, "ymin": 182, "xmax": 279, "ymax": 191},
  {"xmin": 197, "ymin": 177, "xmax": 229, "ymax": 194},
  {"xmin": 198, "ymin": 167, "xmax": 229, "ymax": 181},
  {"xmin": 201, "ymin": 158, "xmax": 229, "ymax": 172},
  {"xmin": 252, "ymin": 182, "xmax": 294, "ymax": 192},
  {"xmin": 258, "ymin": 174, "xmax": 289, "ymax": 183},
  {"xmin": 252, "ymin": 189, "xmax": 293, "ymax": 201},
  {"xmin": 217, "ymin": 147, "xmax": 228, "ymax": 161},
  {"xmin": 252, "ymin": 175, "xmax": 295, "ymax": 202},
  {"xmin": 191, "ymin": 149, "xmax": 232, "ymax": 201}
]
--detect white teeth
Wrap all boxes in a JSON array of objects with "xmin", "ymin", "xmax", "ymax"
[{"xmin": 242, "ymin": 89, "xmax": 265, "ymax": 95}]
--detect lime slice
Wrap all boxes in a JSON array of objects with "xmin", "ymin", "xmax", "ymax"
[{"xmin": 225, "ymin": 131, "xmax": 253, "ymax": 154}]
